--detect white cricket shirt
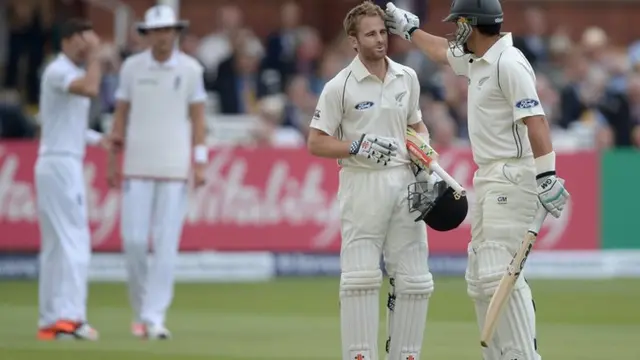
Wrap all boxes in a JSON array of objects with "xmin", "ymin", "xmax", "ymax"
[
  {"xmin": 115, "ymin": 49, "xmax": 206, "ymax": 179},
  {"xmin": 447, "ymin": 33, "xmax": 544, "ymax": 166},
  {"xmin": 38, "ymin": 54, "xmax": 91, "ymax": 158},
  {"xmin": 310, "ymin": 56, "xmax": 422, "ymax": 169}
]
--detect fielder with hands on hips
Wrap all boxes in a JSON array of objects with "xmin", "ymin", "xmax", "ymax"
[
  {"xmin": 107, "ymin": 4, "xmax": 207, "ymax": 340},
  {"xmin": 384, "ymin": 1, "xmax": 569, "ymax": 359},
  {"xmin": 307, "ymin": 2, "xmax": 437, "ymax": 359}
]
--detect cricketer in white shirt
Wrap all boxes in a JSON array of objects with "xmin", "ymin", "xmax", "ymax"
[
  {"xmin": 385, "ymin": 2, "xmax": 570, "ymax": 360},
  {"xmin": 35, "ymin": 21, "xmax": 104, "ymax": 341},
  {"xmin": 308, "ymin": 3, "xmax": 434, "ymax": 360},
  {"xmin": 108, "ymin": 5, "xmax": 207, "ymax": 339}
]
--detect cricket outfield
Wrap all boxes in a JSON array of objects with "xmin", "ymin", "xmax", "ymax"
[{"xmin": 0, "ymin": 277, "xmax": 638, "ymax": 359}]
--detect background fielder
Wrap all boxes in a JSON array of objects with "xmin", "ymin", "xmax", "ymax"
[
  {"xmin": 36, "ymin": 19, "xmax": 109, "ymax": 341},
  {"xmin": 108, "ymin": 5, "xmax": 207, "ymax": 340},
  {"xmin": 307, "ymin": 2, "xmax": 434, "ymax": 360},
  {"xmin": 385, "ymin": 1, "xmax": 570, "ymax": 359}
]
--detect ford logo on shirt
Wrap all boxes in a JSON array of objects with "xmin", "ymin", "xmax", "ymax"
[
  {"xmin": 355, "ymin": 101, "xmax": 374, "ymax": 110},
  {"xmin": 515, "ymin": 99, "xmax": 540, "ymax": 109}
]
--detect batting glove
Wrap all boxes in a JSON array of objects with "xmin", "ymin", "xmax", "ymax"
[
  {"xmin": 536, "ymin": 175, "xmax": 570, "ymax": 218},
  {"xmin": 385, "ymin": 2, "xmax": 420, "ymax": 41},
  {"xmin": 350, "ymin": 134, "xmax": 398, "ymax": 166}
]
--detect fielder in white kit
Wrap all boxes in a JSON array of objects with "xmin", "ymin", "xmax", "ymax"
[
  {"xmin": 385, "ymin": 1, "xmax": 570, "ymax": 359},
  {"xmin": 36, "ymin": 19, "xmax": 109, "ymax": 341},
  {"xmin": 108, "ymin": 5, "xmax": 207, "ymax": 339},
  {"xmin": 308, "ymin": 2, "xmax": 435, "ymax": 359}
]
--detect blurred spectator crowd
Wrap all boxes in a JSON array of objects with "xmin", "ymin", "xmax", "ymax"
[{"xmin": 2, "ymin": 1, "xmax": 640, "ymax": 151}]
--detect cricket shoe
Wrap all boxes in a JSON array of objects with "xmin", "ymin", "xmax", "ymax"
[
  {"xmin": 37, "ymin": 320, "xmax": 99, "ymax": 341},
  {"xmin": 131, "ymin": 322, "xmax": 146, "ymax": 338},
  {"xmin": 144, "ymin": 324, "xmax": 171, "ymax": 340}
]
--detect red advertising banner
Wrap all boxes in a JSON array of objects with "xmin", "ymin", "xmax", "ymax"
[{"xmin": 0, "ymin": 142, "xmax": 598, "ymax": 253}]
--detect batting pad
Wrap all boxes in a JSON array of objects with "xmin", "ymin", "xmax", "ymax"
[
  {"xmin": 470, "ymin": 242, "xmax": 540, "ymax": 360},
  {"xmin": 467, "ymin": 246, "xmax": 502, "ymax": 360},
  {"xmin": 340, "ymin": 269, "xmax": 383, "ymax": 360},
  {"xmin": 495, "ymin": 285, "xmax": 540, "ymax": 360},
  {"xmin": 386, "ymin": 273, "xmax": 433, "ymax": 360}
]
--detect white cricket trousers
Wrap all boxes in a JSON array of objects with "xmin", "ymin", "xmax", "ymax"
[
  {"xmin": 466, "ymin": 158, "xmax": 541, "ymax": 360},
  {"xmin": 35, "ymin": 155, "xmax": 91, "ymax": 328},
  {"xmin": 121, "ymin": 178, "xmax": 188, "ymax": 327},
  {"xmin": 338, "ymin": 166, "xmax": 433, "ymax": 360}
]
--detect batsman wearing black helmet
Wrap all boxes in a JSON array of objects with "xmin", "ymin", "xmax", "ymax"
[{"xmin": 385, "ymin": 1, "xmax": 571, "ymax": 359}]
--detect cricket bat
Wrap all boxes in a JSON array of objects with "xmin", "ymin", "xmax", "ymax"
[
  {"xmin": 406, "ymin": 127, "xmax": 466, "ymax": 197},
  {"xmin": 479, "ymin": 206, "xmax": 549, "ymax": 347}
]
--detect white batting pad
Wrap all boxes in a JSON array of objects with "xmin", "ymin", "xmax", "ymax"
[
  {"xmin": 469, "ymin": 242, "xmax": 540, "ymax": 360},
  {"xmin": 386, "ymin": 273, "xmax": 433, "ymax": 360},
  {"xmin": 340, "ymin": 269, "xmax": 383, "ymax": 360},
  {"xmin": 495, "ymin": 286, "xmax": 540, "ymax": 360},
  {"xmin": 466, "ymin": 246, "xmax": 502, "ymax": 360}
]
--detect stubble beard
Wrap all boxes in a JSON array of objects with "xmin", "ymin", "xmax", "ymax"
[{"xmin": 361, "ymin": 45, "xmax": 386, "ymax": 62}]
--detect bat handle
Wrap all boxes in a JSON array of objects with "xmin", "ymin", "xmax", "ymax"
[
  {"xmin": 429, "ymin": 162, "xmax": 466, "ymax": 196},
  {"xmin": 529, "ymin": 205, "xmax": 549, "ymax": 235}
]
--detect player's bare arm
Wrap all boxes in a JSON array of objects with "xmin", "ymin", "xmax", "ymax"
[
  {"xmin": 107, "ymin": 100, "xmax": 129, "ymax": 188},
  {"xmin": 308, "ymin": 77, "xmax": 398, "ymax": 164},
  {"xmin": 501, "ymin": 55, "xmax": 569, "ymax": 218},
  {"xmin": 408, "ymin": 121, "xmax": 429, "ymax": 135},
  {"xmin": 190, "ymin": 101, "xmax": 207, "ymax": 187},
  {"xmin": 523, "ymin": 115, "xmax": 553, "ymax": 158},
  {"xmin": 67, "ymin": 31, "xmax": 102, "ymax": 97},
  {"xmin": 307, "ymin": 128, "xmax": 353, "ymax": 159},
  {"xmin": 384, "ymin": 3, "xmax": 449, "ymax": 65},
  {"xmin": 407, "ymin": 31, "xmax": 449, "ymax": 66}
]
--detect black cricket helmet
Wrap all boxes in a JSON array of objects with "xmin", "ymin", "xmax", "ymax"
[
  {"xmin": 408, "ymin": 180, "xmax": 468, "ymax": 232},
  {"xmin": 443, "ymin": 0, "xmax": 504, "ymax": 26}
]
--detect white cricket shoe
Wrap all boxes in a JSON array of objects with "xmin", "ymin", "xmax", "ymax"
[
  {"xmin": 145, "ymin": 324, "xmax": 171, "ymax": 340},
  {"xmin": 73, "ymin": 323, "xmax": 100, "ymax": 340}
]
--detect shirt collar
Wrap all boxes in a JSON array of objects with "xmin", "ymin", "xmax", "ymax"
[
  {"xmin": 476, "ymin": 32, "xmax": 513, "ymax": 64},
  {"xmin": 147, "ymin": 49, "xmax": 179, "ymax": 68},
  {"xmin": 349, "ymin": 55, "xmax": 404, "ymax": 82}
]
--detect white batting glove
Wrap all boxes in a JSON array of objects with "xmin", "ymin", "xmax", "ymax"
[
  {"xmin": 385, "ymin": 2, "xmax": 420, "ymax": 41},
  {"xmin": 536, "ymin": 175, "xmax": 570, "ymax": 218},
  {"xmin": 350, "ymin": 134, "xmax": 399, "ymax": 166}
]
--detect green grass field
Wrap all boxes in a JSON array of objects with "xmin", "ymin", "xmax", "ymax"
[{"xmin": 0, "ymin": 277, "xmax": 639, "ymax": 359}]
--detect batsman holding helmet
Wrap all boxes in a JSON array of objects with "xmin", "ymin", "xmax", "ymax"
[
  {"xmin": 307, "ymin": 2, "xmax": 467, "ymax": 360},
  {"xmin": 385, "ymin": 1, "xmax": 570, "ymax": 359}
]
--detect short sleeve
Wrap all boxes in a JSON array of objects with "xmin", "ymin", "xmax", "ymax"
[
  {"xmin": 446, "ymin": 47, "xmax": 471, "ymax": 77},
  {"xmin": 499, "ymin": 56, "xmax": 545, "ymax": 122},
  {"xmin": 309, "ymin": 80, "xmax": 342, "ymax": 136},
  {"xmin": 114, "ymin": 60, "xmax": 133, "ymax": 101},
  {"xmin": 48, "ymin": 65, "xmax": 81, "ymax": 93},
  {"xmin": 407, "ymin": 69, "xmax": 422, "ymax": 125},
  {"xmin": 188, "ymin": 66, "xmax": 207, "ymax": 104}
]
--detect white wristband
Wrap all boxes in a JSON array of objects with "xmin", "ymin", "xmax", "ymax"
[
  {"xmin": 534, "ymin": 151, "xmax": 556, "ymax": 176},
  {"xmin": 85, "ymin": 129, "xmax": 103, "ymax": 145},
  {"xmin": 194, "ymin": 145, "xmax": 208, "ymax": 164}
]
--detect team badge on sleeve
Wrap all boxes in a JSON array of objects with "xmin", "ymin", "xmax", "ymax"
[
  {"xmin": 515, "ymin": 99, "xmax": 540, "ymax": 109},
  {"xmin": 313, "ymin": 109, "xmax": 320, "ymax": 120}
]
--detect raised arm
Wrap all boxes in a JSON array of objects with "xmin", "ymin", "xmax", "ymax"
[
  {"xmin": 65, "ymin": 32, "xmax": 103, "ymax": 97},
  {"xmin": 384, "ymin": 3, "xmax": 448, "ymax": 66}
]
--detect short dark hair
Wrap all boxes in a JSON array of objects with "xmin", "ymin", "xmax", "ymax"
[
  {"xmin": 59, "ymin": 19, "xmax": 93, "ymax": 40},
  {"xmin": 476, "ymin": 24, "xmax": 501, "ymax": 36}
]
